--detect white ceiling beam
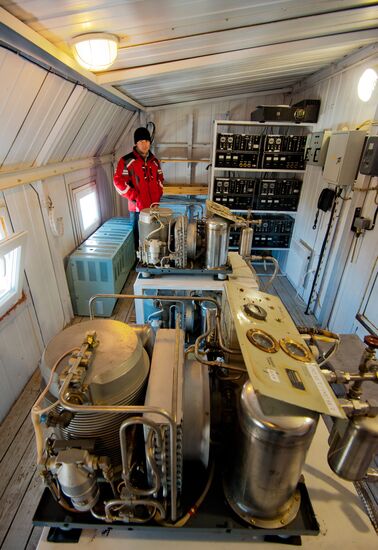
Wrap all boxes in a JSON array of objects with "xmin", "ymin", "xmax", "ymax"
[
  {"xmin": 0, "ymin": 155, "xmax": 113, "ymax": 191},
  {"xmin": 147, "ymin": 87, "xmax": 293, "ymax": 111},
  {"xmin": 112, "ymin": 6, "xmax": 378, "ymax": 69},
  {"xmin": 292, "ymin": 43, "xmax": 378, "ymax": 93},
  {"xmin": 0, "ymin": 7, "xmax": 144, "ymax": 111},
  {"xmin": 97, "ymin": 29, "xmax": 378, "ymax": 85}
]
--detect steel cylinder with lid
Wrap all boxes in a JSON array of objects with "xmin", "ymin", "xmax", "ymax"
[
  {"xmin": 327, "ymin": 416, "xmax": 378, "ymax": 481},
  {"xmin": 223, "ymin": 381, "xmax": 318, "ymax": 528},
  {"xmin": 205, "ymin": 216, "xmax": 230, "ymax": 268}
]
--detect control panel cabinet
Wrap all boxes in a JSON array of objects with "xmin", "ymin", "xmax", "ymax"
[
  {"xmin": 210, "ymin": 120, "xmax": 312, "ymax": 252},
  {"xmin": 323, "ymin": 130, "xmax": 366, "ymax": 186}
]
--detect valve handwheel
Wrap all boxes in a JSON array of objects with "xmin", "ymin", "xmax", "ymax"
[{"xmin": 364, "ymin": 335, "xmax": 378, "ymax": 349}]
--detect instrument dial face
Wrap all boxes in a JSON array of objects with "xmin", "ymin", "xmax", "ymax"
[
  {"xmin": 279, "ymin": 338, "xmax": 312, "ymax": 362},
  {"xmin": 243, "ymin": 303, "xmax": 267, "ymax": 321},
  {"xmin": 246, "ymin": 328, "xmax": 279, "ymax": 353}
]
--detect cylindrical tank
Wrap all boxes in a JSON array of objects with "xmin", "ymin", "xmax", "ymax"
[
  {"xmin": 205, "ymin": 216, "xmax": 230, "ymax": 268},
  {"xmin": 139, "ymin": 207, "xmax": 173, "ymax": 244},
  {"xmin": 223, "ymin": 382, "xmax": 318, "ymax": 528},
  {"xmin": 239, "ymin": 227, "xmax": 253, "ymax": 257},
  {"xmin": 327, "ymin": 416, "xmax": 378, "ymax": 481}
]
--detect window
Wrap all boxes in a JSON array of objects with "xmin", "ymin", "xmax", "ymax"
[
  {"xmin": 0, "ymin": 231, "xmax": 27, "ymax": 317},
  {"xmin": 71, "ymin": 181, "xmax": 101, "ymax": 241}
]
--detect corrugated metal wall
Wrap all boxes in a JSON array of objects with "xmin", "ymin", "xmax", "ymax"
[
  {"xmin": 0, "ymin": 46, "xmax": 135, "ymax": 421},
  {"xmin": 286, "ymin": 58, "xmax": 377, "ymax": 332},
  {"xmin": 145, "ymin": 92, "xmax": 289, "ymax": 187}
]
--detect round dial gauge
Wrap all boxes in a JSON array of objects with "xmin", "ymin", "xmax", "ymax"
[
  {"xmin": 246, "ymin": 329, "xmax": 279, "ymax": 353},
  {"xmin": 243, "ymin": 303, "xmax": 267, "ymax": 321},
  {"xmin": 279, "ymin": 338, "xmax": 312, "ymax": 362}
]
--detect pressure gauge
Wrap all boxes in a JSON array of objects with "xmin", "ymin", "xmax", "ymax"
[
  {"xmin": 243, "ymin": 303, "xmax": 267, "ymax": 321},
  {"xmin": 279, "ymin": 338, "xmax": 312, "ymax": 362},
  {"xmin": 246, "ymin": 328, "xmax": 279, "ymax": 353}
]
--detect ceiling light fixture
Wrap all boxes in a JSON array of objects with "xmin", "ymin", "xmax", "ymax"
[
  {"xmin": 72, "ymin": 33, "xmax": 119, "ymax": 71},
  {"xmin": 357, "ymin": 68, "xmax": 377, "ymax": 102}
]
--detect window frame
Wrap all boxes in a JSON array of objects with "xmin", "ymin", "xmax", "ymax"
[
  {"xmin": 0, "ymin": 231, "xmax": 28, "ymax": 318},
  {"xmin": 70, "ymin": 180, "xmax": 101, "ymax": 242}
]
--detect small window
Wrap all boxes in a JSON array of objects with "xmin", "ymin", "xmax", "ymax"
[
  {"xmin": 0, "ymin": 231, "xmax": 27, "ymax": 318},
  {"xmin": 71, "ymin": 182, "xmax": 100, "ymax": 241}
]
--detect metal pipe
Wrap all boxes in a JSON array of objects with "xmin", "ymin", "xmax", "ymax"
[
  {"xmin": 246, "ymin": 255, "xmax": 279, "ymax": 289},
  {"xmin": 216, "ymin": 316, "xmax": 242, "ymax": 355},
  {"xmin": 58, "ymin": 378, "xmax": 178, "ymax": 521},
  {"xmin": 194, "ymin": 329, "xmax": 247, "ymax": 373},
  {"xmin": 151, "ymin": 201, "xmax": 204, "ymax": 218},
  {"xmin": 119, "ymin": 417, "xmax": 162, "ymax": 497},
  {"xmin": 88, "ymin": 294, "xmax": 220, "ymax": 321},
  {"xmin": 104, "ymin": 498, "xmax": 166, "ymax": 522}
]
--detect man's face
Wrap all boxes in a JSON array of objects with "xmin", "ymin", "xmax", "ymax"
[{"xmin": 136, "ymin": 139, "xmax": 151, "ymax": 157}]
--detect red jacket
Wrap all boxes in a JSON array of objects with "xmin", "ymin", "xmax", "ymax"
[{"xmin": 113, "ymin": 147, "xmax": 164, "ymax": 212}]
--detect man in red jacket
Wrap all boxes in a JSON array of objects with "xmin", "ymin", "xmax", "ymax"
[{"xmin": 113, "ymin": 127, "xmax": 164, "ymax": 246}]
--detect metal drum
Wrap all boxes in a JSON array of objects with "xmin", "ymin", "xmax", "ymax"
[
  {"xmin": 328, "ymin": 416, "xmax": 378, "ymax": 481},
  {"xmin": 224, "ymin": 382, "xmax": 318, "ymax": 528},
  {"xmin": 205, "ymin": 216, "xmax": 230, "ymax": 269}
]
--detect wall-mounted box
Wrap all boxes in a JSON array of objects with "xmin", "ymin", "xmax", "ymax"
[
  {"xmin": 359, "ymin": 136, "xmax": 378, "ymax": 176},
  {"xmin": 305, "ymin": 130, "xmax": 331, "ymax": 166},
  {"xmin": 323, "ymin": 131, "xmax": 366, "ymax": 186}
]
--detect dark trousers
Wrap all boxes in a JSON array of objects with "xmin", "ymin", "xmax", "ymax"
[{"xmin": 129, "ymin": 211, "xmax": 140, "ymax": 250}]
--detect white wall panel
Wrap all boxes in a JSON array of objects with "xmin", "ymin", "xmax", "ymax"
[
  {"xmin": 4, "ymin": 184, "xmax": 67, "ymax": 343},
  {"xmin": 0, "ymin": 301, "xmax": 43, "ymax": 422},
  {"xmin": 2, "ymin": 72, "xmax": 74, "ymax": 167},
  {"xmin": 145, "ymin": 92, "xmax": 288, "ymax": 185},
  {"xmin": 0, "ymin": 47, "xmax": 46, "ymax": 166},
  {"xmin": 41, "ymin": 174, "xmax": 76, "ymax": 258},
  {"xmin": 286, "ymin": 57, "xmax": 377, "ymax": 330},
  {"xmin": 64, "ymin": 97, "xmax": 121, "ymax": 159},
  {"xmin": 47, "ymin": 90, "xmax": 98, "ymax": 162}
]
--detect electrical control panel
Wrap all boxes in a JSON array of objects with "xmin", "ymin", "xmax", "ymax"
[
  {"xmin": 215, "ymin": 133, "xmax": 307, "ymax": 170},
  {"xmin": 305, "ymin": 131, "xmax": 331, "ymax": 166},
  {"xmin": 323, "ymin": 131, "xmax": 366, "ymax": 186},
  {"xmin": 229, "ymin": 214, "xmax": 295, "ymax": 249},
  {"xmin": 213, "ymin": 177, "xmax": 301, "ymax": 211},
  {"xmin": 359, "ymin": 136, "xmax": 378, "ymax": 176}
]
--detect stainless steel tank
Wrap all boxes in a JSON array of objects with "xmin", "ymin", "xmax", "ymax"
[
  {"xmin": 223, "ymin": 382, "xmax": 318, "ymax": 528},
  {"xmin": 239, "ymin": 227, "xmax": 253, "ymax": 257},
  {"xmin": 327, "ymin": 416, "xmax": 378, "ymax": 481},
  {"xmin": 205, "ymin": 216, "xmax": 230, "ymax": 268}
]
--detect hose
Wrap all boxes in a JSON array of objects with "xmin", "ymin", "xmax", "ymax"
[{"xmin": 31, "ymin": 347, "xmax": 79, "ymax": 463}]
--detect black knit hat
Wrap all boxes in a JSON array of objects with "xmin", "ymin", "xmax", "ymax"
[{"xmin": 134, "ymin": 127, "xmax": 151, "ymax": 143}]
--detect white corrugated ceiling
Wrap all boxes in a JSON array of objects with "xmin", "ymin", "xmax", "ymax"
[{"xmin": 0, "ymin": 0, "xmax": 377, "ymax": 108}]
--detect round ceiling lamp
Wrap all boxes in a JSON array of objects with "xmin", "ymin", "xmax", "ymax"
[
  {"xmin": 72, "ymin": 33, "xmax": 119, "ymax": 71},
  {"xmin": 357, "ymin": 68, "xmax": 377, "ymax": 102}
]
